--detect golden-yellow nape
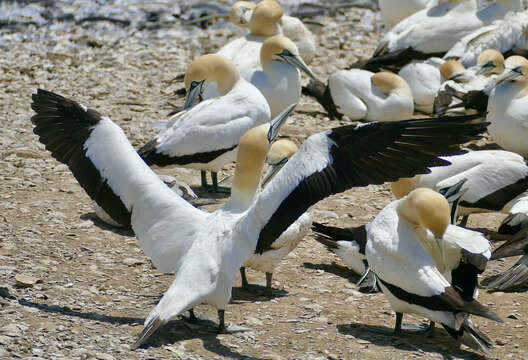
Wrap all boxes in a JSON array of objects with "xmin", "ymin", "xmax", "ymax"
[
  {"xmin": 398, "ymin": 188, "xmax": 450, "ymax": 238},
  {"xmin": 249, "ymin": 0, "xmax": 283, "ymax": 37},
  {"xmin": 184, "ymin": 54, "xmax": 240, "ymax": 95},
  {"xmin": 505, "ymin": 55, "xmax": 528, "ymax": 78},
  {"xmin": 261, "ymin": 34, "xmax": 297, "ymax": 64},
  {"xmin": 440, "ymin": 60, "xmax": 465, "ymax": 80},
  {"xmin": 371, "ymin": 72, "xmax": 412, "ymax": 95},
  {"xmin": 476, "ymin": 49, "xmax": 505, "ymax": 75},
  {"xmin": 230, "ymin": 1, "xmax": 256, "ymax": 27},
  {"xmin": 391, "ymin": 176, "xmax": 418, "ymax": 199}
]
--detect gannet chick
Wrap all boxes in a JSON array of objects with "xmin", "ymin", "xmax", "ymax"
[
  {"xmin": 435, "ymin": 50, "xmax": 505, "ymax": 114},
  {"xmin": 31, "ymin": 89, "xmax": 488, "ymax": 347},
  {"xmin": 138, "ymin": 54, "xmax": 270, "ymax": 193},
  {"xmin": 240, "ymin": 139, "xmax": 313, "ymax": 297},
  {"xmin": 391, "ymin": 150, "xmax": 528, "ymax": 227},
  {"xmin": 206, "ymin": 34, "xmax": 315, "ymax": 118},
  {"xmin": 304, "ymin": 71, "xmax": 414, "ymax": 121},
  {"xmin": 366, "ymin": 188, "xmax": 501, "ymax": 355},
  {"xmin": 487, "ymin": 55, "xmax": 528, "ymax": 157}
]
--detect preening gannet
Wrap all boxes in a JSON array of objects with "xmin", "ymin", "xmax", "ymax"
[
  {"xmin": 31, "ymin": 89, "xmax": 488, "ymax": 347},
  {"xmin": 391, "ymin": 150, "xmax": 528, "ymax": 227},
  {"xmin": 205, "ymin": 34, "xmax": 315, "ymax": 118},
  {"xmin": 445, "ymin": 10, "xmax": 528, "ymax": 67},
  {"xmin": 304, "ymin": 71, "xmax": 414, "ymax": 121},
  {"xmin": 366, "ymin": 188, "xmax": 500, "ymax": 355},
  {"xmin": 487, "ymin": 55, "xmax": 528, "ymax": 157},
  {"xmin": 240, "ymin": 139, "xmax": 313, "ymax": 297},
  {"xmin": 138, "ymin": 54, "xmax": 270, "ymax": 192},
  {"xmin": 434, "ymin": 50, "xmax": 505, "ymax": 114}
]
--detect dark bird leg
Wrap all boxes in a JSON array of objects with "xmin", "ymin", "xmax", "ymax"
[
  {"xmin": 211, "ymin": 172, "xmax": 231, "ymax": 194},
  {"xmin": 240, "ymin": 267, "xmax": 250, "ymax": 290},
  {"xmin": 458, "ymin": 215, "xmax": 469, "ymax": 228},
  {"xmin": 201, "ymin": 171, "xmax": 208, "ymax": 188},
  {"xmin": 188, "ymin": 309, "xmax": 198, "ymax": 323},
  {"xmin": 265, "ymin": 272, "xmax": 273, "ymax": 297},
  {"xmin": 395, "ymin": 313, "xmax": 435, "ymax": 335},
  {"xmin": 217, "ymin": 310, "xmax": 228, "ymax": 333}
]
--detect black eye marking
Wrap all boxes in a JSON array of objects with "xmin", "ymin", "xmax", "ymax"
[{"xmin": 281, "ymin": 49, "xmax": 292, "ymax": 56}]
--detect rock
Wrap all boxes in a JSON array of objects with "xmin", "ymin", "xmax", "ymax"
[
  {"xmin": 96, "ymin": 353, "xmax": 116, "ymax": 360},
  {"xmin": 15, "ymin": 273, "xmax": 38, "ymax": 287},
  {"xmin": 122, "ymin": 258, "xmax": 144, "ymax": 266},
  {"xmin": 1, "ymin": 324, "xmax": 22, "ymax": 337},
  {"xmin": 246, "ymin": 317, "xmax": 263, "ymax": 326}
]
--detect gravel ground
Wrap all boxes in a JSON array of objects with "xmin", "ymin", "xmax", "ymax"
[{"xmin": 1, "ymin": 1, "xmax": 528, "ymax": 359}]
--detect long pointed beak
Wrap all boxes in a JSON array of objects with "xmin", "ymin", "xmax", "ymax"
[
  {"xmin": 183, "ymin": 80, "xmax": 205, "ymax": 110},
  {"xmin": 493, "ymin": 69, "xmax": 522, "ymax": 88},
  {"xmin": 435, "ymin": 236, "xmax": 446, "ymax": 266},
  {"xmin": 280, "ymin": 54, "xmax": 317, "ymax": 80},
  {"xmin": 240, "ymin": 8, "xmax": 253, "ymax": 25},
  {"xmin": 268, "ymin": 103, "xmax": 296, "ymax": 143},
  {"xmin": 261, "ymin": 158, "xmax": 288, "ymax": 187},
  {"xmin": 476, "ymin": 66, "xmax": 495, "ymax": 76}
]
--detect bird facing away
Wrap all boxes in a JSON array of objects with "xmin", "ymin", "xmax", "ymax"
[
  {"xmin": 240, "ymin": 139, "xmax": 313, "ymax": 297},
  {"xmin": 31, "ymin": 89, "xmax": 488, "ymax": 348},
  {"xmin": 391, "ymin": 150, "xmax": 528, "ymax": 227},
  {"xmin": 304, "ymin": 71, "xmax": 414, "ymax": 121},
  {"xmin": 204, "ymin": 34, "xmax": 316, "ymax": 118},
  {"xmin": 366, "ymin": 188, "xmax": 501, "ymax": 355},
  {"xmin": 138, "ymin": 53, "xmax": 271, "ymax": 193},
  {"xmin": 487, "ymin": 55, "xmax": 528, "ymax": 157}
]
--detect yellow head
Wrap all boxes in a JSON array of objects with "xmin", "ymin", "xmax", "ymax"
[
  {"xmin": 230, "ymin": 1, "xmax": 256, "ymax": 27},
  {"xmin": 260, "ymin": 35, "xmax": 316, "ymax": 79},
  {"xmin": 266, "ymin": 139, "xmax": 298, "ymax": 165},
  {"xmin": 183, "ymin": 54, "xmax": 240, "ymax": 109},
  {"xmin": 371, "ymin": 72, "xmax": 412, "ymax": 97},
  {"xmin": 391, "ymin": 176, "xmax": 418, "ymax": 199},
  {"xmin": 440, "ymin": 60, "xmax": 465, "ymax": 80},
  {"xmin": 476, "ymin": 49, "xmax": 505, "ymax": 76},
  {"xmin": 398, "ymin": 188, "xmax": 450, "ymax": 239},
  {"xmin": 248, "ymin": 0, "xmax": 283, "ymax": 37}
]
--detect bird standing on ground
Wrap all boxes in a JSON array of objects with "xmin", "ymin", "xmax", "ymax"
[
  {"xmin": 366, "ymin": 188, "xmax": 501, "ymax": 355},
  {"xmin": 31, "ymin": 89, "xmax": 488, "ymax": 348},
  {"xmin": 138, "ymin": 54, "xmax": 270, "ymax": 193}
]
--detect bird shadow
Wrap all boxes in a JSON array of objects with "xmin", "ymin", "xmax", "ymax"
[
  {"xmin": 231, "ymin": 285, "xmax": 289, "ymax": 302},
  {"xmin": 337, "ymin": 323, "xmax": 486, "ymax": 360},
  {"xmin": 79, "ymin": 213, "xmax": 135, "ymax": 237},
  {"xmin": 14, "ymin": 291, "xmax": 261, "ymax": 359},
  {"xmin": 302, "ymin": 261, "xmax": 362, "ymax": 284}
]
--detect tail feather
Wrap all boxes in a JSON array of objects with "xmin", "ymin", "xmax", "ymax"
[
  {"xmin": 491, "ymin": 228, "xmax": 528, "ymax": 260},
  {"xmin": 137, "ymin": 137, "xmax": 158, "ymax": 166},
  {"xmin": 460, "ymin": 318, "xmax": 493, "ymax": 355},
  {"xmin": 132, "ymin": 316, "xmax": 164, "ymax": 349},
  {"xmin": 485, "ymin": 255, "xmax": 528, "ymax": 291},
  {"xmin": 302, "ymin": 80, "xmax": 342, "ymax": 119}
]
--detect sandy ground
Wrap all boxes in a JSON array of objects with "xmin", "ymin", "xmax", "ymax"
[{"xmin": 1, "ymin": 2, "xmax": 528, "ymax": 359}]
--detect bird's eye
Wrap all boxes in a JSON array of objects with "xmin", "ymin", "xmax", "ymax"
[
  {"xmin": 438, "ymin": 188, "xmax": 448, "ymax": 196},
  {"xmin": 281, "ymin": 49, "xmax": 292, "ymax": 57},
  {"xmin": 514, "ymin": 66, "xmax": 523, "ymax": 74},
  {"xmin": 191, "ymin": 81, "xmax": 199, "ymax": 89},
  {"xmin": 485, "ymin": 60, "xmax": 494, "ymax": 68}
]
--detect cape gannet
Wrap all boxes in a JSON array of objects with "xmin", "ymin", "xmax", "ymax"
[
  {"xmin": 378, "ymin": 0, "xmax": 435, "ymax": 29},
  {"xmin": 487, "ymin": 55, "xmax": 528, "ymax": 157},
  {"xmin": 31, "ymin": 89, "xmax": 488, "ymax": 348},
  {"xmin": 138, "ymin": 54, "xmax": 270, "ymax": 192},
  {"xmin": 240, "ymin": 139, "xmax": 313, "ymax": 297},
  {"xmin": 366, "ymin": 188, "xmax": 500, "ymax": 354},
  {"xmin": 391, "ymin": 150, "xmax": 528, "ymax": 227},
  {"xmin": 303, "ymin": 71, "xmax": 414, "ymax": 121}
]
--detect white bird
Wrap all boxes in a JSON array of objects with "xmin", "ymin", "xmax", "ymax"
[
  {"xmin": 240, "ymin": 139, "xmax": 313, "ymax": 297},
  {"xmin": 391, "ymin": 150, "xmax": 528, "ymax": 227},
  {"xmin": 398, "ymin": 57, "xmax": 444, "ymax": 114},
  {"xmin": 31, "ymin": 89, "xmax": 488, "ymax": 348},
  {"xmin": 445, "ymin": 10, "xmax": 528, "ymax": 67},
  {"xmin": 498, "ymin": 194, "xmax": 528, "ymax": 234},
  {"xmin": 487, "ymin": 55, "xmax": 528, "ymax": 157},
  {"xmin": 204, "ymin": 34, "xmax": 315, "ymax": 118},
  {"xmin": 434, "ymin": 50, "xmax": 505, "ymax": 114},
  {"xmin": 366, "ymin": 188, "xmax": 500, "ymax": 355},
  {"xmin": 138, "ymin": 53, "xmax": 270, "ymax": 192},
  {"xmin": 228, "ymin": 0, "xmax": 316, "ymax": 65},
  {"xmin": 365, "ymin": 0, "xmax": 521, "ymax": 71},
  {"xmin": 378, "ymin": 0, "xmax": 435, "ymax": 29},
  {"xmin": 304, "ymin": 71, "xmax": 414, "ymax": 121}
]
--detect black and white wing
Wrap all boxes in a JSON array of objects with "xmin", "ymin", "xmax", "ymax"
[
  {"xmin": 247, "ymin": 114, "xmax": 488, "ymax": 254},
  {"xmin": 31, "ymin": 89, "xmax": 207, "ymax": 272}
]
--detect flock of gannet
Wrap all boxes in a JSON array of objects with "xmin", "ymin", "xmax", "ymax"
[{"xmin": 28, "ymin": 0, "xmax": 528, "ymax": 356}]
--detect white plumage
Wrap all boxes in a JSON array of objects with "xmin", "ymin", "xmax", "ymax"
[{"xmin": 378, "ymin": 0, "xmax": 435, "ymax": 29}]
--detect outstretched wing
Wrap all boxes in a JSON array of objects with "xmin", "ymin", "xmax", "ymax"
[
  {"xmin": 31, "ymin": 89, "xmax": 206, "ymax": 272},
  {"xmin": 248, "ymin": 114, "xmax": 488, "ymax": 254}
]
